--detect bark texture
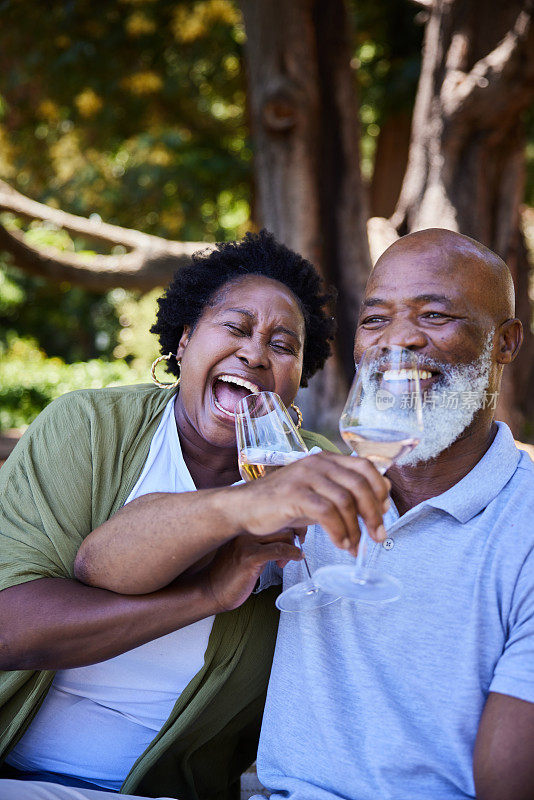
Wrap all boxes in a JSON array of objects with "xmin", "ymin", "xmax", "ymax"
[
  {"xmin": 389, "ymin": 0, "xmax": 534, "ymax": 434},
  {"xmin": 240, "ymin": 0, "xmax": 371, "ymax": 432}
]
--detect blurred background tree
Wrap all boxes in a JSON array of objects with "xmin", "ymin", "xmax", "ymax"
[{"xmin": 0, "ymin": 0, "xmax": 533, "ymax": 438}]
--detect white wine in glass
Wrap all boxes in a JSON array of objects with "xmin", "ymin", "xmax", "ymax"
[
  {"xmin": 340, "ymin": 427, "xmax": 420, "ymax": 475},
  {"xmin": 238, "ymin": 447, "xmax": 307, "ymax": 481},
  {"xmin": 235, "ymin": 391, "xmax": 339, "ymax": 613},
  {"xmin": 314, "ymin": 345, "xmax": 424, "ymax": 604}
]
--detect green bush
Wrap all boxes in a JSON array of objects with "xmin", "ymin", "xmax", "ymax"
[{"xmin": 0, "ymin": 338, "xmax": 147, "ymax": 431}]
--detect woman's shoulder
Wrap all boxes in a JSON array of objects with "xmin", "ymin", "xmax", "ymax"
[
  {"xmin": 300, "ymin": 429, "xmax": 340, "ymax": 453},
  {"xmin": 8, "ymin": 385, "xmax": 175, "ymax": 466},
  {"xmin": 38, "ymin": 384, "xmax": 174, "ymax": 424}
]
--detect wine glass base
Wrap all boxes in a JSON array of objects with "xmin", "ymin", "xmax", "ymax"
[
  {"xmin": 275, "ymin": 579, "xmax": 340, "ymax": 613},
  {"xmin": 313, "ymin": 564, "xmax": 401, "ymax": 604}
]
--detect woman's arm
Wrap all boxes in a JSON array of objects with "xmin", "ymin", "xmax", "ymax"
[
  {"xmin": 0, "ymin": 576, "xmax": 213, "ymax": 671},
  {"xmin": 75, "ymin": 451, "xmax": 390, "ymax": 594},
  {"xmin": 0, "ymin": 533, "xmax": 299, "ymax": 671}
]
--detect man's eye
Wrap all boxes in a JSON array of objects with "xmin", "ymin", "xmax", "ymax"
[
  {"xmin": 361, "ymin": 316, "xmax": 387, "ymax": 325},
  {"xmin": 423, "ymin": 312, "xmax": 449, "ymax": 320}
]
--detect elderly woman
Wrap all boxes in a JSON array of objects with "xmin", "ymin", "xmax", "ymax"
[{"xmin": 0, "ymin": 231, "xmax": 389, "ymax": 800}]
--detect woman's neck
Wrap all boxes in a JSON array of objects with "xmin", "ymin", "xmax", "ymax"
[{"xmin": 174, "ymin": 402, "xmax": 241, "ymax": 490}]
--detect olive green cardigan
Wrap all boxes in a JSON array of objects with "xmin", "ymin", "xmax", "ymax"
[{"xmin": 0, "ymin": 384, "xmax": 337, "ymax": 798}]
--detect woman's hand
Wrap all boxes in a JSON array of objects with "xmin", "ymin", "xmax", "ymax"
[
  {"xmin": 228, "ymin": 451, "xmax": 390, "ymax": 556},
  {"xmin": 199, "ymin": 530, "xmax": 303, "ymax": 613}
]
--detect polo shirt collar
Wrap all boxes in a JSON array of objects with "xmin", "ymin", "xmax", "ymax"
[{"xmin": 421, "ymin": 422, "xmax": 520, "ymax": 523}]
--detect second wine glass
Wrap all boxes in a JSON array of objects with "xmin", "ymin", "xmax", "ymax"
[
  {"xmin": 235, "ymin": 391, "xmax": 339, "ymax": 613},
  {"xmin": 314, "ymin": 345, "xmax": 424, "ymax": 604}
]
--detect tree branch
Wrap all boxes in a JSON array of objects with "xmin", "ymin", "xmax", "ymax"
[
  {"xmin": 0, "ymin": 181, "xmax": 213, "ymax": 290},
  {"xmin": 441, "ymin": 6, "xmax": 534, "ymax": 120}
]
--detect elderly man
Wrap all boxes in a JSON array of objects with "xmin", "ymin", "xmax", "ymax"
[{"xmin": 255, "ymin": 229, "xmax": 534, "ymax": 800}]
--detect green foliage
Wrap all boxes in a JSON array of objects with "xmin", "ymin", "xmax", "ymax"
[
  {"xmin": 0, "ymin": 0, "xmax": 532, "ymax": 432},
  {"xmin": 349, "ymin": 0, "xmax": 423, "ymax": 179},
  {"xmin": 0, "ymin": 337, "xmax": 147, "ymax": 431},
  {"xmin": 0, "ymin": 0, "xmax": 250, "ymax": 242},
  {"xmin": 0, "ymin": 1, "xmax": 252, "ymax": 431},
  {"xmin": 0, "ymin": 221, "xmax": 121, "ymax": 363}
]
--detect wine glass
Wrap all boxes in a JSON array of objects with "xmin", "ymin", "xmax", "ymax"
[
  {"xmin": 314, "ymin": 345, "xmax": 424, "ymax": 603},
  {"xmin": 235, "ymin": 391, "xmax": 339, "ymax": 612}
]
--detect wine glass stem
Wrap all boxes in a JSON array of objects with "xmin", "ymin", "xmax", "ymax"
[
  {"xmin": 356, "ymin": 529, "xmax": 369, "ymax": 571},
  {"xmin": 293, "ymin": 534, "xmax": 313, "ymax": 580}
]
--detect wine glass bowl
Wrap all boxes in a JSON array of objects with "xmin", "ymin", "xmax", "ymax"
[
  {"xmin": 235, "ymin": 391, "xmax": 339, "ymax": 613},
  {"xmin": 314, "ymin": 345, "xmax": 424, "ymax": 604}
]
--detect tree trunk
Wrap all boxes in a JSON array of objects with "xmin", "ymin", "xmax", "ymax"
[
  {"xmin": 390, "ymin": 0, "xmax": 534, "ymax": 435},
  {"xmin": 240, "ymin": 0, "xmax": 371, "ymax": 434},
  {"xmin": 370, "ymin": 111, "xmax": 412, "ymax": 219}
]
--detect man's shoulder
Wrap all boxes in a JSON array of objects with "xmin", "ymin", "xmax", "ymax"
[{"xmin": 505, "ymin": 446, "xmax": 534, "ymax": 492}]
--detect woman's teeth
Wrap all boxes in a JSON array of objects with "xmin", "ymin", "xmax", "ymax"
[
  {"xmin": 213, "ymin": 375, "xmax": 261, "ymax": 418},
  {"xmin": 217, "ymin": 375, "xmax": 261, "ymax": 393},
  {"xmin": 213, "ymin": 399, "xmax": 235, "ymax": 418},
  {"xmin": 382, "ymin": 369, "xmax": 433, "ymax": 381}
]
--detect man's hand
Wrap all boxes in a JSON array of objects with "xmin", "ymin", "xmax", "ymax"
[
  {"xmin": 200, "ymin": 530, "xmax": 302, "ymax": 613},
  {"xmin": 229, "ymin": 451, "xmax": 390, "ymax": 555},
  {"xmin": 76, "ymin": 452, "xmax": 388, "ymax": 595}
]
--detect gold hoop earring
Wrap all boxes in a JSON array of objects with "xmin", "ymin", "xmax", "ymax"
[
  {"xmin": 290, "ymin": 402, "xmax": 303, "ymax": 430},
  {"xmin": 150, "ymin": 353, "xmax": 181, "ymax": 388}
]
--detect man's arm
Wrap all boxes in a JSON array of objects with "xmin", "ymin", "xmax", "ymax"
[
  {"xmin": 75, "ymin": 452, "xmax": 390, "ymax": 594},
  {"xmin": 473, "ymin": 692, "xmax": 534, "ymax": 800}
]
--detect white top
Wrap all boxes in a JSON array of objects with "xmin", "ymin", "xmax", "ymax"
[{"xmin": 7, "ymin": 396, "xmax": 215, "ymax": 790}]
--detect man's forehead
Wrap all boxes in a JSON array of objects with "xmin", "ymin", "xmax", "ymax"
[
  {"xmin": 364, "ymin": 243, "xmax": 486, "ymax": 302},
  {"xmin": 364, "ymin": 269, "xmax": 467, "ymax": 305}
]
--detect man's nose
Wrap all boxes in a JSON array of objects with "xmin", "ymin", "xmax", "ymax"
[{"xmin": 377, "ymin": 319, "xmax": 428, "ymax": 350}]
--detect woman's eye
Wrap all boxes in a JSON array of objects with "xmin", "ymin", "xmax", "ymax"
[
  {"xmin": 225, "ymin": 323, "xmax": 246, "ymax": 335},
  {"xmin": 271, "ymin": 342, "xmax": 295, "ymax": 354}
]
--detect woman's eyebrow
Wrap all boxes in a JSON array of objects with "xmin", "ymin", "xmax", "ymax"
[{"xmin": 225, "ymin": 307, "xmax": 255, "ymax": 318}]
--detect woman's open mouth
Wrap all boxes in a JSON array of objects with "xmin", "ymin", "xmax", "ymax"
[{"xmin": 212, "ymin": 375, "xmax": 262, "ymax": 418}]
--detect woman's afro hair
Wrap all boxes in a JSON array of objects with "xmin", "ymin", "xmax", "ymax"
[{"xmin": 150, "ymin": 229, "xmax": 336, "ymax": 387}]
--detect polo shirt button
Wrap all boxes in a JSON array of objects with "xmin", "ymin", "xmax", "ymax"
[{"xmin": 383, "ymin": 537, "xmax": 394, "ymax": 550}]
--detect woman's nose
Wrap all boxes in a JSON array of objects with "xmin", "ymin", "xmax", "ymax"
[{"xmin": 236, "ymin": 337, "xmax": 269, "ymax": 368}]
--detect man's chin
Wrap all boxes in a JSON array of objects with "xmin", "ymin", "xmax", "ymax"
[{"xmin": 395, "ymin": 422, "xmax": 469, "ymax": 468}]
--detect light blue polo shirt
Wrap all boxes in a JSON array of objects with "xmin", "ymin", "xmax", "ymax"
[{"xmin": 256, "ymin": 422, "xmax": 534, "ymax": 800}]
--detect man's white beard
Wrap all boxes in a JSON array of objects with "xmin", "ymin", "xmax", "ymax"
[
  {"xmin": 354, "ymin": 334, "xmax": 494, "ymax": 467},
  {"xmin": 396, "ymin": 335, "xmax": 494, "ymax": 467}
]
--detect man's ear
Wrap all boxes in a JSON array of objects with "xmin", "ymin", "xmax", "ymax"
[
  {"xmin": 496, "ymin": 318, "xmax": 523, "ymax": 364},
  {"xmin": 176, "ymin": 325, "xmax": 191, "ymax": 360}
]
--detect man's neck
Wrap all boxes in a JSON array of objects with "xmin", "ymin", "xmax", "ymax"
[{"xmin": 387, "ymin": 418, "xmax": 498, "ymax": 516}]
